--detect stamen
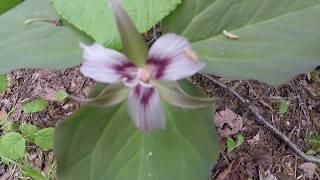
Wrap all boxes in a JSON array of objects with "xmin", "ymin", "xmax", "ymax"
[
  {"xmin": 122, "ymin": 77, "xmax": 138, "ymax": 87},
  {"xmin": 139, "ymin": 81, "xmax": 154, "ymax": 88},
  {"xmin": 184, "ymin": 49, "xmax": 198, "ymax": 62}
]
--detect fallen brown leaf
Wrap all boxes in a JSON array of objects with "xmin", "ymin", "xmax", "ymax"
[
  {"xmin": 214, "ymin": 108, "xmax": 243, "ymax": 137},
  {"xmin": 259, "ymin": 169, "xmax": 277, "ymax": 180},
  {"xmin": 216, "ymin": 161, "xmax": 234, "ymax": 180},
  {"xmin": 254, "ymin": 149, "xmax": 273, "ymax": 170},
  {"xmin": 247, "ymin": 132, "xmax": 260, "ymax": 145},
  {"xmin": 0, "ymin": 109, "xmax": 8, "ymax": 121},
  {"xmin": 299, "ymin": 162, "xmax": 317, "ymax": 179}
]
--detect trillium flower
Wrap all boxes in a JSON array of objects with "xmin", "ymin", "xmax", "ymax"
[{"xmin": 72, "ymin": 0, "xmax": 212, "ymax": 132}]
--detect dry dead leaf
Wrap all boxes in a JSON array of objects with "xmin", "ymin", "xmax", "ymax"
[
  {"xmin": 31, "ymin": 83, "xmax": 59, "ymax": 101},
  {"xmin": 214, "ymin": 108, "xmax": 243, "ymax": 137},
  {"xmin": 0, "ymin": 109, "xmax": 8, "ymax": 120},
  {"xmin": 247, "ymin": 132, "xmax": 260, "ymax": 145},
  {"xmin": 223, "ymin": 30, "xmax": 239, "ymax": 39},
  {"xmin": 274, "ymin": 172, "xmax": 297, "ymax": 180},
  {"xmin": 216, "ymin": 161, "xmax": 234, "ymax": 180},
  {"xmin": 254, "ymin": 149, "xmax": 273, "ymax": 170},
  {"xmin": 259, "ymin": 169, "xmax": 277, "ymax": 180},
  {"xmin": 299, "ymin": 162, "xmax": 317, "ymax": 179},
  {"xmin": 281, "ymin": 156, "xmax": 295, "ymax": 177}
]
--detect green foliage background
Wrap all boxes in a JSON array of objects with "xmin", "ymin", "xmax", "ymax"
[{"xmin": 0, "ymin": 0, "xmax": 22, "ymax": 15}]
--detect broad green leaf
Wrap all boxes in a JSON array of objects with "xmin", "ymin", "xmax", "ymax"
[
  {"xmin": 279, "ymin": 100, "xmax": 289, "ymax": 114},
  {"xmin": 22, "ymin": 99, "xmax": 49, "ymax": 113},
  {"xmin": 55, "ymin": 89, "xmax": 68, "ymax": 102},
  {"xmin": 0, "ymin": 0, "xmax": 92, "ymax": 74},
  {"xmin": 35, "ymin": 128, "xmax": 54, "ymax": 151},
  {"xmin": 0, "ymin": 132, "xmax": 25, "ymax": 161},
  {"xmin": 1, "ymin": 122, "xmax": 19, "ymax": 132},
  {"xmin": 0, "ymin": 0, "xmax": 22, "ymax": 15},
  {"xmin": 20, "ymin": 123, "xmax": 39, "ymax": 143},
  {"xmin": 52, "ymin": 0, "xmax": 181, "ymax": 49},
  {"xmin": 55, "ymin": 84, "xmax": 219, "ymax": 180},
  {"xmin": 0, "ymin": 75, "xmax": 8, "ymax": 93},
  {"xmin": 163, "ymin": 0, "xmax": 320, "ymax": 85}
]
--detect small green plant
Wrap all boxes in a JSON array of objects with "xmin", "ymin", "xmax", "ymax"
[
  {"xmin": 0, "ymin": 74, "xmax": 7, "ymax": 93},
  {"xmin": 226, "ymin": 134, "xmax": 244, "ymax": 152},
  {"xmin": 34, "ymin": 128, "xmax": 54, "ymax": 151},
  {"xmin": 305, "ymin": 133, "xmax": 320, "ymax": 151},
  {"xmin": 20, "ymin": 163, "xmax": 47, "ymax": 180},
  {"xmin": 279, "ymin": 100, "xmax": 289, "ymax": 114},
  {"xmin": 22, "ymin": 99, "xmax": 49, "ymax": 113},
  {"xmin": 310, "ymin": 70, "xmax": 320, "ymax": 82},
  {"xmin": 306, "ymin": 149, "xmax": 316, "ymax": 155},
  {"xmin": 55, "ymin": 89, "xmax": 68, "ymax": 102},
  {"xmin": 0, "ymin": 132, "xmax": 25, "ymax": 161},
  {"xmin": 0, "ymin": 108, "xmax": 55, "ymax": 179},
  {"xmin": 313, "ymin": 117, "xmax": 320, "ymax": 127}
]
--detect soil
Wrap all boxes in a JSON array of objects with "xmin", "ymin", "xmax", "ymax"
[
  {"xmin": 0, "ymin": 26, "xmax": 319, "ymax": 179},
  {"xmin": 192, "ymin": 73, "xmax": 320, "ymax": 180}
]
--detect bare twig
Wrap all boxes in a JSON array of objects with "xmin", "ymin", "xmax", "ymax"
[{"xmin": 202, "ymin": 74, "xmax": 320, "ymax": 164}]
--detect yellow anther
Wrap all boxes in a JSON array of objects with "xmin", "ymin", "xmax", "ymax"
[{"xmin": 184, "ymin": 49, "xmax": 198, "ymax": 62}]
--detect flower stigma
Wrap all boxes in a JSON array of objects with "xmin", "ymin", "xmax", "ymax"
[
  {"xmin": 122, "ymin": 66, "xmax": 153, "ymax": 88},
  {"xmin": 139, "ymin": 67, "xmax": 152, "ymax": 83}
]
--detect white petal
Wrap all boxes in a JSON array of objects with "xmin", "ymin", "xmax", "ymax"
[
  {"xmin": 127, "ymin": 85, "xmax": 165, "ymax": 132},
  {"xmin": 147, "ymin": 34, "xmax": 205, "ymax": 81},
  {"xmin": 80, "ymin": 43, "xmax": 135, "ymax": 83}
]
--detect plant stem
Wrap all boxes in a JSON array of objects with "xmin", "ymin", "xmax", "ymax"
[{"xmin": 202, "ymin": 74, "xmax": 320, "ymax": 164}]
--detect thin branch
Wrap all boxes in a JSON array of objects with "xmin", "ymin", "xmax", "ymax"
[{"xmin": 202, "ymin": 74, "xmax": 320, "ymax": 164}]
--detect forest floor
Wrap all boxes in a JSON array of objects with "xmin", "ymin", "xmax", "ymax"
[
  {"xmin": 0, "ymin": 27, "xmax": 319, "ymax": 180},
  {"xmin": 195, "ymin": 73, "xmax": 320, "ymax": 180}
]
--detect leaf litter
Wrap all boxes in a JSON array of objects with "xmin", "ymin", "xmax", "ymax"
[{"xmin": 193, "ymin": 72, "xmax": 320, "ymax": 179}]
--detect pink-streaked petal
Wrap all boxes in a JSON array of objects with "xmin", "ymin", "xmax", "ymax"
[
  {"xmin": 147, "ymin": 34, "xmax": 205, "ymax": 81},
  {"xmin": 80, "ymin": 43, "xmax": 135, "ymax": 83},
  {"xmin": 127, "ymin": 85, "xmax": 165, "ymax": 132}
]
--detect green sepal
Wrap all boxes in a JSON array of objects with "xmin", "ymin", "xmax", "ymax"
[
  {"xmin": 155, "ymin": 82, "xmax": 213, "ymax": 109},
  {"xmin": 69, "ymin": 84, "xmax": 128, "ymax": 107},
  {"xmin": 110, "ymin": 0, "xmax": 148, "ymax": 66}
]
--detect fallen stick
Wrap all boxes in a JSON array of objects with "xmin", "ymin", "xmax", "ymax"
[{"xmin": 202, "ymin": 74, "xmax": 320, "ymax": 164}]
